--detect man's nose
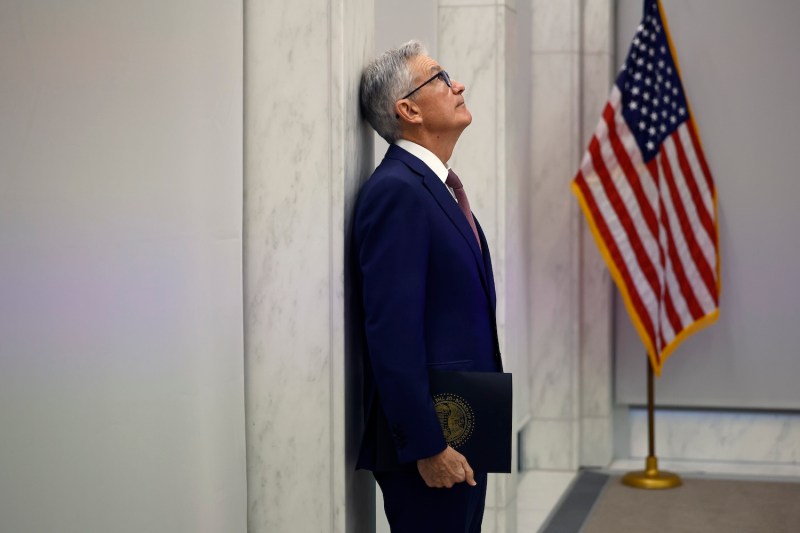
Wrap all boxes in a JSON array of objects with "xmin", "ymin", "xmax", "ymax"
[{"xmin": 451, "ymin": 79, "xmax": 466, "ymax": 94}]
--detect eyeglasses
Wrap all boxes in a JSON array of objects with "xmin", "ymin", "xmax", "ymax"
[{"xmin": 400, "ymin": 70, "xmax": 452, "ymax": 100}]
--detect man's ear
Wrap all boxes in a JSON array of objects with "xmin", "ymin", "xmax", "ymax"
[{"xmin": 395, "ymin": 99, "xmax": 423, "ymax": 126}]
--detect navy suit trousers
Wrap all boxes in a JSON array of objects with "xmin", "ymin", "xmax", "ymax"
[{"xmin": 374, "ymin": 471, "xmax": 488, "ymax": 532}]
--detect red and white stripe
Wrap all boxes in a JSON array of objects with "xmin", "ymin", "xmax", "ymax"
[{"xmin": 573, "ymin": 85, "xmax": 719, "ymax": 373}]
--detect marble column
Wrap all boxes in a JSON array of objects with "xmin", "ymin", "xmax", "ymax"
[
  {"xmin": 520, "ymin": 0, "xmax": 614, "ymax": 471},
  {"xmin": 439, "ymin": 1, "xmax": 533, "ymax": 531},
  {"xmin": 243, "ymin": 0, "xmax": 374, "ymax": 531},
  {"xmin": 521, "ymin": 0, "xmax": 583, "ymax": 473},
  {"xmin": 578, "ymin": 0, "xmax": 614, "ymax": 468}
]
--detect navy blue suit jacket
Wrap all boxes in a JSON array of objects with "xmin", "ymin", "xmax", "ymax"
[{"xmin": 354, "ymin": 144, "xmax": 502, "ymax": 471}]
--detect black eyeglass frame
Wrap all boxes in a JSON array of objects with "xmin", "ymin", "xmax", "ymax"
[{"xmin": 399, "ymin": 70, "xmax": 452, "ymax": 100}]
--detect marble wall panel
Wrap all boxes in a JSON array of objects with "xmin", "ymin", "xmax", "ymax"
[
  {"xmin": 577, "ymin": 233, "xmax": 613, "ymax": 468},
  {"xmin": 331, "ymin": 0, "xmax": 377, "ymax": 530},
  {"xmin": 499, "ymin": 3, "xmax": 527, "ymax": 529},
  {"xmin": 529, "ymin": 50, "xmax": 580, "ymax": 421},
  {"xmin": 629, "ymin": 409, "xmax": 800, "ymax": 465},
  {"xmin": 483, "ymin": 499, "xmax": 517, "ymax": 533},
  {"xmin": 532, "ymin": 0, "xmax": 578, "ymax": 52},
  {"xmin": 520, "ymin": 419, "xmax": 575, "ymax": 470},
  {"xmin": 244, "ymin": 0, "xmax": 372, "ymax": 531},
  {"xmin": 504, "ymin": 0, "xmax": 533, "ymax": 431},
  {"xmin": 577, "ymin": 21, "xmax": 614, "ymax": 465},
  {"xmin": 581, "ymin": 416, "xmax": 613, "ymax": 466},
  {"xmin": 482, "ymin": 508, "xmax": 498, "ymax": 532},
  {"xmin": 580, "ymin": 52, "xmax": 615, "ymax": 148},
  {"xmin": 330, "ymin": 0, "xmax": 375, "ymax": 532},
  {"xmin": 439, "ymin": 6, "xmax": 499, "ymax": 228},
  {"xmin": 582, "ymin": 0, "xmax": 613, "ymax": 54},
  {"xmin": 578, "ymin": 283, "xmax": 612, "ymax": 418},
  {"xmin": 524, "ymin": 0, "xmax": 617, "ymax": 473},
  {"xmin": 495, "ymin": 503, "xmax": 517, "ymax": 533},
  {"xmin": 245, "ymin": 0, "xmax": 332, "ymax": 529},
  {"xmin": 526, "ymin": 0, "xmax": 581, "ymax": 473},
  {"xmin": 441, "ymin": 0, "xmax": 516, "ymax": 8}
]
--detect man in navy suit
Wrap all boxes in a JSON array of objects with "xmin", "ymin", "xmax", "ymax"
[{"xmin": 354, "ymin": 40, "xmax": 502, "ymax": 532}]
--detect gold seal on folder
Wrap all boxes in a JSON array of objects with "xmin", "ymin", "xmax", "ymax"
[{"xmin": 433, "ymin": 393, "xmax": 474, "ymax": 448}]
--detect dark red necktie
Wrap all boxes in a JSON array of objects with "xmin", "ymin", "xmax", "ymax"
[{"xmin": 446, "ymin": 169, "xmax": 481, "ymax": 250}]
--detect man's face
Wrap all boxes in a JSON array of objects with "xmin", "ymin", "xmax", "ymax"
[{"xmin": 406, "ymin": 54, "xmax": 472, "ymax": 135}]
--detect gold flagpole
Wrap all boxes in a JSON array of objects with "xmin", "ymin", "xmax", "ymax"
[{"xmin": 622, "ymin": 356, "xmax": 682, "ymax": 489}]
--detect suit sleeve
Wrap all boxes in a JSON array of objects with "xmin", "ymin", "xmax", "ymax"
[{"xmin": 355, "ymin": 176, "xmax": 447, "ymax": 463}]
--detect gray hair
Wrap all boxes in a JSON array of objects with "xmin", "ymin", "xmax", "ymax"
[{"xmin": 360, "ymin": 40, "xmax": 427, "ymax": 143}]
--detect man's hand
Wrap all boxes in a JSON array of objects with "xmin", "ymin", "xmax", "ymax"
[{"xmin": 417, "ymin": 446, "xmax": 477, "ymax": 488}]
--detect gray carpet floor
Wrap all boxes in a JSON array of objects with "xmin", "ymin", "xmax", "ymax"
[{"xmin": 543, "ymin": 471, "xmax": 800, "ymax": 533}]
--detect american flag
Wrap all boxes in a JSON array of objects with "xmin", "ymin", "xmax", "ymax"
[{"xmin": 571, "ymin": 0, "xmax": 720, "ymax": 375}]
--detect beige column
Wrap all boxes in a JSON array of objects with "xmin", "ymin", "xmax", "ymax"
[
  {"xmin": 520, "ymin": 0, "xmax": 614, "ymax": 472},
  {"xmin": 243, "ymin": 0, "xmax": 374, "ymax": 531},
  {"xmin": 578, "ymin": 0, "xmax": 615, "ymax": 468},
  {"xmin": 522, "ymin": 0, "xmax": 584, "ymax": 474}
]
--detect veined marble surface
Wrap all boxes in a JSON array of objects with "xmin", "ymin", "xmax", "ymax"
[
  {"xmin": 244, "ymin": 0, "xmax": 372, "ymax": 530},
  {"xmin": 628, "ymin": 408, "xmax": 800, "ymax": 465},
  {"xmin": 527, "ymin": 3, "xmax": 582, "ymax": 476},
  {"xmin": 577, "ymin": 0, "xmax": 615, "ymax": 468},
  {"xmin": 523, "ymin": 0, "xmax": 617, "ymax": 473},
  {"xmin": 439, "ymin": 4, "xmax": 500, "ymax": 226},
  {"xmin": 244, "ymin": 2, "xmax": 333, "ymax": 530}
]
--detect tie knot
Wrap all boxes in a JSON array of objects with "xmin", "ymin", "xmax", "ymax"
[{"xmin": 446, "ymin": 169, "xmax": 463, "ymax": 190}]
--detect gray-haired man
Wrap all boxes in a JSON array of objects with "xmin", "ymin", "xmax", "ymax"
[{"xmin": 353, "ymin": 41, "xmax": 502, "ymax": 532}]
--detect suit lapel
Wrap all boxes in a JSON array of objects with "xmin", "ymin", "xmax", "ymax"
[
  {"xmin": 386, "ymin": 145, "xmax": 491, "ymax": 297},
  {"xmin": 474, "ymin": 215, "xmax": 497, "ymax": 309},
  {"xmin": 421, "ymin": 173, "xmax": 485, "ymax": 265}
]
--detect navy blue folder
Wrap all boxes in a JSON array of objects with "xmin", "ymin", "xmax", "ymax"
[{"xmin": 376, "ymin": 371, "xmax": 512, "ymax": 473}]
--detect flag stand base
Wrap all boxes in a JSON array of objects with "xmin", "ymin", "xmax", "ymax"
[
  {"xmin": 622, "ymin": 456, "xmax": 682, "ymax": 489},
  {"xmin": 622, "ymin": 358, "xmax": 682, "ymax": 490}
]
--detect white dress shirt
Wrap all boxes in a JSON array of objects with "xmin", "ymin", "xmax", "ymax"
[{"xmin": 395, "ymin": 139, "xmax": 457, "ymax": 200}]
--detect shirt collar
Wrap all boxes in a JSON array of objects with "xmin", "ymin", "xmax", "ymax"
[{"xmin": 395, "ymin": 139, "xmax": 449, "ymax": 185}]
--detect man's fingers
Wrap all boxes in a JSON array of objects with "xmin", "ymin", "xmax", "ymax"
[
  {"xmin": 462, "ymin": 459, "xmax": 477, "ymax": 486},
  {"xmin": 417, "ymin": 447, "xmax": 480, "ymax": 488}
]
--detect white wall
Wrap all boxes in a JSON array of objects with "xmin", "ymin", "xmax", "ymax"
[{"xmin": 0, "ymin": 2, "xmax": 246, "ymax": 532}]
